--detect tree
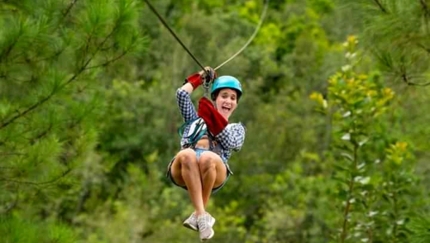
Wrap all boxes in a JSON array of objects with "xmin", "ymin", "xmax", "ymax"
[{"xmin": 0, "ymin": 0, "xmax": 145, "ymax": 240}]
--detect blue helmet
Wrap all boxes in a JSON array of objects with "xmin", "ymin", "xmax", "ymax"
[{"xmin": 210, "ymin": 75, "xmax": 243, "ymax": 101}]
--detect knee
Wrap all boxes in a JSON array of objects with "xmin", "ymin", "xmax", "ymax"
[
  {"xmin": 177, "ymin": 149, "xmax": 197, "ymax": 169},
  {"xmin": 199, "ymin": 155, "xmax": 216, "ymax": 172}
]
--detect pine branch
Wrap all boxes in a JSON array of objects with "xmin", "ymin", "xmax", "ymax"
[
  {"xmin": 86, "ymin": 52, "xmax": 127, "ymax": 69},
  {"xmin": 62, "ymin": 0, "xmax": 79, "ymax": 18},
  {"xmin": 29, "ymin": 124, "xmax": 53, "ymax": 145},
  {"xmin": 402, "ymin": 73, "xmax": 430, "ymax": 87},
  {"xmin": 402, "ymin": 73, "xmax": 411, "ymax": 85},
  {"xmin": 13, "ymin": 46, "xmax": 68, "ymax": 65},
  {"xmin": 0, "ymin": 32, "xmax": 20, "ymax": 63},
  {"xmin": 0, "ymin": 168, "xmax": 72, "ymax": 186},
  {"xmin": 398, "ymin": 66, "xmax": 430, "ymax": 86},
  {"xmin": 87, "ymin": 45, "xmax": 134, "ymax": 69},
  {"xmin": 0, "ymin": 20, "xmax": 121, "ymax": 130},
  {"xmin": 417, "ymin": 43, "xmax": 430, "ymax": 54},
  {"xmin": 373, "ymin": 0, "xmax": 388, "ymax": 13},
  {"xmin": 0, "ymin": 95, "xmax": 52, "ymax": 130}
]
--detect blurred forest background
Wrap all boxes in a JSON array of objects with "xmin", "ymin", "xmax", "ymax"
[{"xmin": 1, "ymin": 0, "xmax": 430, "ymax": 242}]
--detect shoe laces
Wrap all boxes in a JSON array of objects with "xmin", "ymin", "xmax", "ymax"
[{"xmin": 197, "ymin": 214, "xmax": 210, "ymax": 231}]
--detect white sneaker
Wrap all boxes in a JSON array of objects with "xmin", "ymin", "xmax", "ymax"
[
  {"xmin": 183, "ymin": 213, "xmax": 198, "ymax": 231},
  {"xmin": 197, "ymin": 213, "xmax": 215, "ymax": 242}
]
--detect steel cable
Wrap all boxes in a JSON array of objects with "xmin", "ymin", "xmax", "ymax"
[
  {"xmin": 214, "ymin": 0, "xmax": 269, "ymax": 71},
  {"xmin": 143, "ymin": 0, "xmax": 269, "ymax": 73}
]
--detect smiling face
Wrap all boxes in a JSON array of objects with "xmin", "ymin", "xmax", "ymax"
[{"xmin": 214, "ymin": 88, "xmax": 238, "ymax": 120}]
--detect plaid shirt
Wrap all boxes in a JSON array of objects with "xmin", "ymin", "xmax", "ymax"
[{"xmin": 176, "ymin": 88, "xmax": 245, "ymax": 162}]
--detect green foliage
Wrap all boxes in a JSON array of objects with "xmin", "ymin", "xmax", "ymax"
[
  {"xmin": 407, "ymin": 214, "xmax": 430, "ymax": 243},
  {"xmin": 0, "ymin": 214, "xmax": 76, "ymax": 243},
  {"xmin": 311, "ymin": 36, "xmax": 425, "ymax": 243},
  {"xmin": 339, "ymin": 0, "xmax": 430, "ymax": 86},
  {"xmin": 0, "ymin": 0, "xmax": 146, "ymax": 232}
]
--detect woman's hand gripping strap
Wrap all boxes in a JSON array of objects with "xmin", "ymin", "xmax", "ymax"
[
  {"xmin": 201, "ymin": 66, "xmax": 217, "ymax": 84},
  {"xmin": 184, "ymin": 67, "xmax": 217, "ymax": 90},
  {"xmin": 197, "ymin": 97, "xmax": 227, "ymax": 136}
]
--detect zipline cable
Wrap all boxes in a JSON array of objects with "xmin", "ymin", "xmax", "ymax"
[
  {"xmin": 214, "ymin": 0, "xmax": 269, "ymax": 71},
  {"xmin": 143, "ymin": 0, "xmax": 207, "ymax": 72},
  {"xmin": 143, "ymin": 0, "xmax": 269, "ymax": 73}
]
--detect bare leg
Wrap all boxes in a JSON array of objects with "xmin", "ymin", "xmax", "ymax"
[
  {"xmin": 198, "ymin": 152, "xmax": 227, "ymax": 207},
  {"xmin": 170, "ymin": 149, "xmax": 205, "ymax": 215}
]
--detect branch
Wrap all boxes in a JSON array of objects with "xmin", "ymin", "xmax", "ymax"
[
  {"xmin": 87, "ymin": 48, "xmax": 132, "ymax": 69},
  {"xmin": 398, "ymin": 61, "xmax": 413, "ymax": 85},
  {"xmin": 398, "ymin": 65, "xmax": 430, "ymax": 86},
  {"xmin": 0, "ymin": 33, "xmax": 20, "ymax": 64},
  {"xmin": 0, "ymin": 93, "xmax": 54, "ymax": 130},
  {"xmin": 404, "ymin": 79, "xmax": 430, "ymax": 86},
  {"xmin": 401, "ymin": 73, "xmax": 412, "ymax": 85},
  {"xmin": 0, "ymin": 21, "xmax": 120, "ymax": 130},
  {"xmin": 29, "ymin": 123, "xmax": 53, "ymax": 145},
  {"xmin": 372, "ymin": 0, "xmax": 388, "ymax": 13},
  {"xmin": 62, "ymin": 0, "xmax": 79, "ymax": 18},
  {"xmin": 87, "ymin": 31, "xmax": 141, "ymax": 69},
  {"xmin": 417, "ymin": 43, "xmax": 430, "ymax": 54},
  {"xmin": 0, "ymin": 168, "xmax": 72, "ymax": 186},
  {"xmin": 13, "ymin": 45, "xmax": 68, "ymax": 66}
]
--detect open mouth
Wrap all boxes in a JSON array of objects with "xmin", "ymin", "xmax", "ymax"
[{"xmin": 221, "ymin": 106, "xmax": 231, "ymax": 112}]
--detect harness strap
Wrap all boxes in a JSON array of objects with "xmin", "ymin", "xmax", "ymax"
[
  {"xmin": 178, "ymin": 122, "xmax": 232, "ymax": 175},
  {"xmin": 179, "ymin": 118, "xmax": 222, "ymax": 157},
  {"xmin": 207, "ymin": 132, "xmax": 222, "ymax": 157}
]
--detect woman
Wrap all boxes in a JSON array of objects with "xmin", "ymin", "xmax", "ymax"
[{"xmin": 166, "ymin": 67, "xmax": 246, "ymax": 241}]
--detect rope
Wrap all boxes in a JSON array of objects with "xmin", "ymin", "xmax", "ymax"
[{"xmin": 214, "ymin": 0, "xmax": 270, "ymax": 71}]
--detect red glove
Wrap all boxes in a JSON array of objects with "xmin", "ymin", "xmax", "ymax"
[
  {"xmin": 184, "ymin": 67, "xmax": 217, "ymax": 89},
  {"xmin": 185, "ymin": 73, "xmax": 203, "ymax": 89},
  {"xmin": 198, "ymin": 97, "xmax": 228, "ymax": 136}
]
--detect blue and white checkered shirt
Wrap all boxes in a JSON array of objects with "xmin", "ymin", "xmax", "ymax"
[{"xmin": 176, "ymin": 88, "xmax": 245, "ymax": 163}]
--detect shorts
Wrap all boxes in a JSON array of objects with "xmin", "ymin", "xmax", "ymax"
[{"xmin": 166, "ymin": 148, "xmax": 232, "ymax": 194}]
